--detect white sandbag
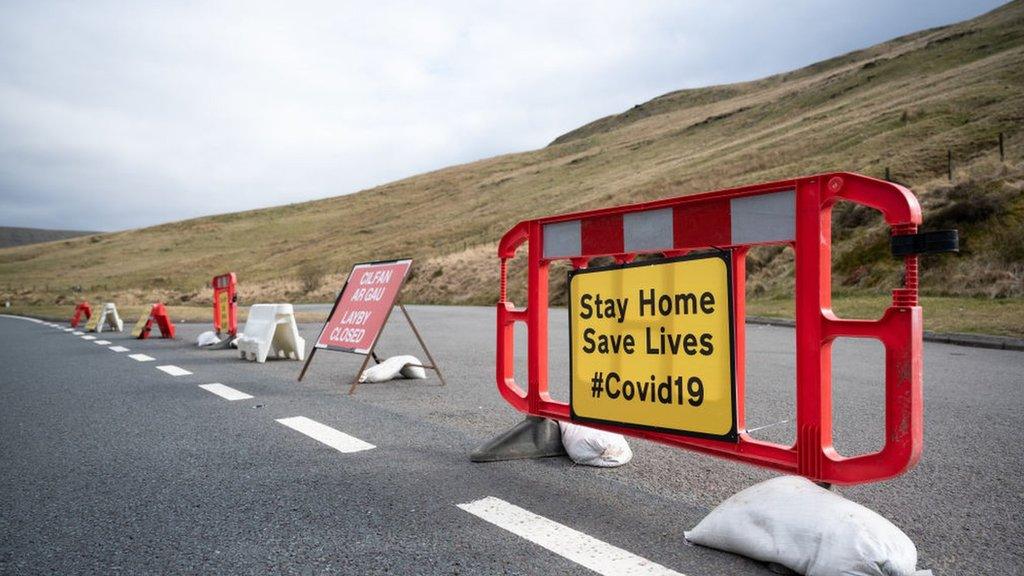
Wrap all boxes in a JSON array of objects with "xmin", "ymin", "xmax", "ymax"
[
  {"xmin": 359, "ymin": 355, "xmax": 427, "ymax": 383},
  {"xmin": 197, "ymin": 330, "xmax": 220, "ymax": 347},
  {"xmin": 685, "ymin": 476, "xmax": 924, "ymax": 576},
  {"xmin": 557, "ymin": 421, "xmax": 633, "ymax": 467}
]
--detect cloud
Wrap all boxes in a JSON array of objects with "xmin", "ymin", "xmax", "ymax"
[{"xmin": 0, "ymin": 0, "xmax": 1004, "ymax": 230}]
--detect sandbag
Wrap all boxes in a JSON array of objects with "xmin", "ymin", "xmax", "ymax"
[
  {"xmin": 685, "ymin": 476, "xmax": 925, "ymax": 576},
  {"xmin": 359, "ymin": 355, "xmax": 427, "ymax": 383},
  {"xmin": 557, "ymin": 421, "xmax": 632, "ymax": 467},
  {"xmin": 196, "ymin": 330, "xmax": 220, "ymax": 347}
]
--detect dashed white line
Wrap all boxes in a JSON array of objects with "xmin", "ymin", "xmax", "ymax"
[
  {"xmin": 199, "ymin": 383, "xmax": 253, "ymax": 401},
  {"xmin": 93, "ymin": 340, "xmax": 111, "ymax": 345},
  {"xmin": 72, "ymin": 331, "xmax": 84, "ymax": 336},
  {"xmin": 81, "ymin": 335, "xmax": 97, "ymax": 340},
  {"xmin": 457, "ymin": 497, "xmax": 685, "ymax": 576},
  {"xmin": 109, "ymin": 346, "xmax": 130, "ymax": 352},
  {"xmin": 63, "ymin": 328, "xmax": 74, "ymax": 332},
  {"xmin": 128, "ymin": 353, "xmax": 155, "ymax": 362},
  {"xmin": 275, "ymin": 416, "xmax": 375, "ymax": 453},
  {"xmin": 156, "ymin": 365, "xmax": 192, "ymax": 376}
]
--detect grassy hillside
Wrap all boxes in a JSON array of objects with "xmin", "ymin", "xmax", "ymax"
[
  {"xmin": 0, "ymin": 227, "xmax": 97, "ymax": 249},
  {"xmin": 2, "ymin": 1, "xmax": 1022, "ymax": 335}
]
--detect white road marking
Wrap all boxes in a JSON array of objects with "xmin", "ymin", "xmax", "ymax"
[
  {"xmin": 457, "ymin": 497, "xmax": 685, "ymax": 576},
  {"xmin": 275, "ymin": 416, "xmax": 375, "ymax": 453},
  {"xmin": 156, "ymin": 365, "xmax": 192, "ymax": 376},
  {"xmin": 93, "ymin": 340, "xmax": 112, "ymax": 345},
  {"xmin": 128, "ymin": 353, "xmax": 155, "ymax": 362},
  {"xmin": 63, "ymin": 328, "xmax": 74, "ymax": 332},
  {"xmin": 72, "ymin": 331, "xmax": 84, "ymax": 336},
  {"xmin": 0, "ymin": 315, "xmax": 45, "ymax": 323},
  {"xmin": 81, "ymin": 335, "xmax": 97, "ymax": 340},
  {"xmin": 109, "ymin": 346, "xmax": 130, "ymax": 352},
  {"xmin": 199, "ymin": 383, "xmax": 253, "ymax": 401}
]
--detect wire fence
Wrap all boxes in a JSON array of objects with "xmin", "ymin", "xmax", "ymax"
[{"xmin": 884, "ymin": 131, "xmax": 1015, "ymax": 184}]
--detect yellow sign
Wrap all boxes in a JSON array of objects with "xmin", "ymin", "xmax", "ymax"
[
  {"xmin": 131, "ymin": 314, "xmax": 149, "ymax": 338},
  {"xmin": 83, "ymin": 313, "xmax": 100, "ymax": 333},
  {"xmin": 569, "ymin": 253, "xmax": 737, "ymax": 440},
  {"xmin": 217, "ymin": 292, "xmax": 229, "ymax": 332}
]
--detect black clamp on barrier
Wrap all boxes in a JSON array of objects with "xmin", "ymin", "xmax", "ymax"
[{"xmin": 891, "ymin": 229, "xmax": 959, "ymax": 257}]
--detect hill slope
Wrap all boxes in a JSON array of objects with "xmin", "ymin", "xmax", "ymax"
[
  {"xmin": 1, "ymin": 1, "xmax": 1022, "ymax": 333},
  {"xmin": 0, "ymin": 227, "xmax": 98, "ymax": 249}
]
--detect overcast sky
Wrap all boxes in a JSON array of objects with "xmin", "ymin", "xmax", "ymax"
[{"xmin": 0, "ymin": 1, "xmax": 1005, "ymax": 232}]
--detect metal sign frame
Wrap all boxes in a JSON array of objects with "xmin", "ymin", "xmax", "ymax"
[{"xmin": 298, "ymin": 259, "xmax": 446, "ymax": 394}]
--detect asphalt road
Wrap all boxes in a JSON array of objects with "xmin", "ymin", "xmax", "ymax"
[{"xmin": 1, "ymin": 307, "xmax": 1021, "ymax": 575}]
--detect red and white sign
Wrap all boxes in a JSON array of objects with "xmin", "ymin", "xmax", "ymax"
[{"xmin": 315, "ymin": 259, "xmax": 412, "ymax": 354}]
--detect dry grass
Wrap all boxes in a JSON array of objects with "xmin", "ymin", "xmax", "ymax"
[
  {"xmin": 747, "ymin": 294, "xmax": 1024, "ymax": 337},
  {"xmin": 1, "ymin": 2, "xmax": 1022, "ymax": 335}
]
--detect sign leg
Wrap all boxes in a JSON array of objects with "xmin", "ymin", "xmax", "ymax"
[
  {"xmin": 399, "ymin": 304, "xmax": 446, "ymax": 386},
  {"xmin": 349, "ymin": 350, "xmax": 374, "ymax": 395},
  {"xmin": 297, "ymin": 347, "xmax": 318, "ymax": 382}
]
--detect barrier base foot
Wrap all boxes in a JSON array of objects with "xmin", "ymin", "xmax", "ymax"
[{"xmin": 470, "ymin": 416, "xmax": 566, "ymax": 462}]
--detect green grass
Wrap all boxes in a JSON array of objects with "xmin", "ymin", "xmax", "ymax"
[{"xmin": 747, "ymin": 295, "xmax": 1024, "ymax": 337}]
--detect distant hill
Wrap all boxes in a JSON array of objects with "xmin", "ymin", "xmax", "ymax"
[
  {"xmin": 0, "ymin": 1, "xmax": 1021, "ymax": 324},
  {"xmin": 0, "ymin": 226, "xmax": 98, "ymax": 249}
]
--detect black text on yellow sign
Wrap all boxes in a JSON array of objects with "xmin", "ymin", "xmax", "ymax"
[{"xmin": 568, "ymin": 253, "xmax": 737, "ymax": 441}]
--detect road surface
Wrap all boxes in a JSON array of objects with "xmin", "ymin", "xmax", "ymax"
[{"xmin": 1, "ymin": 307, "xmax": 1021, "ymax": 574}]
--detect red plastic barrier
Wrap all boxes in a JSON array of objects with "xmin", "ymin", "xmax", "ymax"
[
  {"xmin": 70, "ymin": 301, "xmax": 91, "ymax": 327},
  {"xmin": 137, "ymin": 303, "xmax": 175, "ymax": 339},
  {"xmin": 212, "ymin": 273, "xmax": 238, "ymax": 336},
  {"xmin": 496, "ymin": 172, "xmax": 924, "ymax": 485}
]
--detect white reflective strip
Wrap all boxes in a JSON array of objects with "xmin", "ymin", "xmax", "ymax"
[
  {"xmin": 458, "ymin": 497, "xmax": 685, "ymax": 576},
  {"xmin": 128, "ymin": 353, "xmax": 155, "ymax": 362},
  {"xmin": 72, "ymin": 331, "xmax": 84, "ymax": 335},
  {"xmin": 93, "ymin": 340, "xmax": 111, "ymax": 345},
  {"xmin": 624, "ymin": 208, "xmax": 674, "ymax": 252},
  {"xmin": 730, "ymin": 190, "xmax": 795, "ymax": 244},
  {"xmin": 156, "ymin": 365, "xmax": 191, "ymax": 376},
  {"xmin": 275, "ymin": 416, "xmax": 375, "ymax": 453},
  {"xmin": 109, "ymin": 346, "xmax": 130, "ymax": 352},
  {"xmin": 543, "ymin": 220, "xmax": 581, "ymax": 258},
  {"xmin": 63, "ymin": 328, "xmax": 74, "ymax": 332},
  {"xmin": 199, "ymin": 383, "xmax": 253, "ymax": 401},
  {"xmin": 81, "ymin": 335, "xmax": 96, "ymax": 340}
]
